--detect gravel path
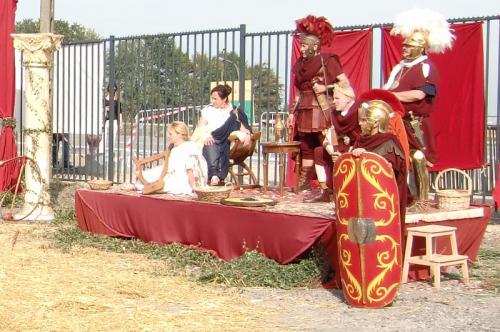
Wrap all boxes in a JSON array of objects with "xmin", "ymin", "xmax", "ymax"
[
  {"xmin": 246, "ymin": 278, "xmax": 500, "ymax": 331},
  {"xmin": 244, "ymin": 224, "xmax": 500, "ymax": 331}
]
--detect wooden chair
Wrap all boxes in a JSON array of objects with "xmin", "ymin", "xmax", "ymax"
[
  {"xmin": 133, "ymin": 148, "xmax": 171, "ymax": 195},
  {"xmin": 228, "ymin": 131, "xmax": 261, "ymax": 189}
]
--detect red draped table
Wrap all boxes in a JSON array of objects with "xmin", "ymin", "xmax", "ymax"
[{"xmin": 75, "ymin": 189, "xmax": 333, "ymax": 264}]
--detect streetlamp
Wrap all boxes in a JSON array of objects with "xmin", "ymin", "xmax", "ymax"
[{"xmin": 217, "ymin": 57, "xmax": 239, "ymax": 81}]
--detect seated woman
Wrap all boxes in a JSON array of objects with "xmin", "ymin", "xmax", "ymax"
[
  {"xmin": 135, "ymin": 121, "xmax": 207, "ymax": 196},
  {"xmin": 192, "ymin": 84, "xmax": 251, "ymax": 185}
]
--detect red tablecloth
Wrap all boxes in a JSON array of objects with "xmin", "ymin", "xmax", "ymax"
[{"xmin": 75, "ymin": 189, "xmax": 333, "ymax": 264}]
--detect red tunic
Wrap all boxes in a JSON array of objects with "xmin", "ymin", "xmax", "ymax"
[
  {"xmin": 293, "ymin": 53, "xmax": 344, "ymax": 133},
  {"xmin": 330, "ymin": 100, "xmax": 362, "ymax": 152},
  {"xmin": 388, "ymin": 59, "xmax": 439, "ymax": 163}
]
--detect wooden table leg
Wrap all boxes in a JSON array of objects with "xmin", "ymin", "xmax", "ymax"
[
  {"xmin": 278, "ymin": 153, "xmax": 284, "ymax": 196},
  {"xmin": 295, "ymin": 149, "xmax": 301, "ymax": 193},
  {"xmin": 263, "ymin": 152, "xmax": 268, "ymax": 193}
]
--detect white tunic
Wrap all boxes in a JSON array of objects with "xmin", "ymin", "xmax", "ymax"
[
  {"xmin": 200, "ymin": 104, "xmax": 232, "ymax": 131},
  {"xmin": 136, "ymin": 141, "xmax": 208, "ymax": 196}
]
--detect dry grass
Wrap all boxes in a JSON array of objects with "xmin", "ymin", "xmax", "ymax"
[{"xmin": 0, "ymin": 223, "xmax": 281, "ymax": 331}]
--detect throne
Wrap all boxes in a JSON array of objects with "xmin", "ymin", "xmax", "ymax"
[{"xmin": 228, "ymin": 131, "xmax": 261, "ymax": 189}]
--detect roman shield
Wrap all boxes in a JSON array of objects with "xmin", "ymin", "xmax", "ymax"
[{"xmin": 333, "ymin": 152, "xmax": 402, "ymax": 308}]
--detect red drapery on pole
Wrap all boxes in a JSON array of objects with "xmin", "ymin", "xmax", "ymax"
[
  {"xmin": 286, "ymin": 29, "xmax": 372, "ymax": 185},
  {"xmin": 288, "ymin": 29, "xmax": 372, "ymax": 105},
  {"xmin": 382, "ymin": 23, "xmax": 485, "ymax": 171},
  {"xmin": 0, "ymin": 0, "xmax": 20, "ymax": 191}
]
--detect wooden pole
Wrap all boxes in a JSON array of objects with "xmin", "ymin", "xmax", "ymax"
[{"xmin": 40, "ymin": 0, "xmax": 54, "ymax": 33}]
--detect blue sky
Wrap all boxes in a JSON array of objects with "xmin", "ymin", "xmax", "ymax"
[{"xmin": 16, "ymin": 0, "xmax": 499, "ymax": 38}]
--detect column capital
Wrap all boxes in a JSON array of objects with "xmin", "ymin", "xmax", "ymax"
[{"xmin": 11, "ymin": 33, "xmax": 63, "ymax": 67}]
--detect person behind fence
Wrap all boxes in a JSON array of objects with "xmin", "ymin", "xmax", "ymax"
[
  {"xmin": 286, "ymin": 15, "xmax": 351, "ymax": 192},
  {"xmin": 352, "ymin": 100, "xmax": 408, "ymax": 227},
  {"xmin": 192, "ymin": 84, "xmax": 252, "ymax": 186},
  {"xmin": 104, "ymin": 83, "xmax": 122, "ymax": 127},
  {"xmin": 99, "ymin": 83, "xmax": 123, "ymax": 152},
  {"xmin": 134, "ymin": 121, "xmax": 207, "ymax": 195}
]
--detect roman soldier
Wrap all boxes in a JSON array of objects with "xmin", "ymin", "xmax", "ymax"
[
  {"xmin": 384, "ymin": 8, "xmax": 454, "ymax": 209},
  {"xmin": 287, "ymin": 15, "xmax": 351, "ymax": 192},
  {"xmin": 353, "ymin": 100, "xmax": 408, "ymax": 226}
]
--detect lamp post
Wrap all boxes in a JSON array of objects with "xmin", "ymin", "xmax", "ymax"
[{"xmin": 217, "ymin": 57, "xmax": 240, "ymax": 81}]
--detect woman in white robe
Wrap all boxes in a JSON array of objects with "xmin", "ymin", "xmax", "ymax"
[{"xmin": 135, "ymin": 121, "xmax": 207, "ymax": 196}]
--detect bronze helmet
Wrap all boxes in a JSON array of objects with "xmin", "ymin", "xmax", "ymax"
[{"xmin": 359, "ymin": 100, "xmax": 392, "ymax": 133}]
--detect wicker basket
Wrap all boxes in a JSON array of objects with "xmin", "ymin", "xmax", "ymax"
[
  {"xmin": 434, "ymin": 168, "xmax": 471, "ymax": 211},
  {"xmin": 194, "ymin": 183, "xmax": 233, "ymax": 203},
  {"xmin": 87, "ymin": 179, "xmax": 113, "ymax": 191}
]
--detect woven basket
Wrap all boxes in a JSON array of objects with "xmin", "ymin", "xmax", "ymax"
[
  {"xmin": 434, "ymin": 168, "xmax": 471, "ymax": 211},
  {"xmin": 194, "ymin": 183, "xmax": 232, "ymax": 203},
  {"xmin": 87, "ymin": 179, "xmax": 113, "ymax": 190}
]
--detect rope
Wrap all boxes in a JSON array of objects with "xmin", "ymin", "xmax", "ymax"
[{"xmin": 0, "ymin": 156, "xmax": 45, "ymax": 221}]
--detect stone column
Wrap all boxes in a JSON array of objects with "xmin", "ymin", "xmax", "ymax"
[{"xmin": 12, "ymin": 33, "xmax": 63, "ymax": 221}]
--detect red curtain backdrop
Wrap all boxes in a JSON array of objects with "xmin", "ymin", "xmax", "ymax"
[
  {"xmin": 286, "ymin": 29, "xmax": 372, "ymax": 185},
  {"xmin": 289, "ymin": 29, "xmax": 372, "ymax": 104},
  {"xmin": 382, "ymin": 23, "xmax": 485, "ymax": 171},
  {"xmin": 0, "ymin": 0, "xmax": 19, "ymax": 191}
]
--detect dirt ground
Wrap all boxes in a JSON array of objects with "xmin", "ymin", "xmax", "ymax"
[{"xmin": 0, "ymin": 182, "xmax": 499, "ymax": 331}]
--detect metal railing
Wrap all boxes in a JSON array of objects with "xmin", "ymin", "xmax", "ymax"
[{"xmin": 13, "ymin": 16, "xmax": 500, "ymax": 202}]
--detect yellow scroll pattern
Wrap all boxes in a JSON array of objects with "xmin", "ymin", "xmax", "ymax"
[
  {"xmin": 366, "ymin": 235, "xmax": 400, "ymax": 303},
  {"xmin": 338, "ymin": 234, "xmax": 362, "ymax": 302},
  {"xmin": 360, "ymin": 158, "xmax": 397, "ymax": 227},
  {"xmin": 336, "ymin": 154, "xmax": 400, "ymax": 305},
  {"xmin": 334, "ymin": 157, "xmax": 356, "ymax": 226}
]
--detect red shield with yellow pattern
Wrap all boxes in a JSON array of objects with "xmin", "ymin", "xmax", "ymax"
[{"xmin": 333, "ymin": 152, "xmax": 402, "ymax": 308}]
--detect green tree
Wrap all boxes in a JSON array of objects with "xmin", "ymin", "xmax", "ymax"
[
  {"xmin": 114, "ymin": 36, "xmax": 197, "ymax": 123},
  {"xmin": 108, "ymin": 37, "xmax": 282, "ymax": 126},
  {"xmin": 247, "ymin": 63, "xmax": 283, "ymax": 121},
  {"xmin": 15, "ymin": 18, "xmax": 100, "ymax": 42}
]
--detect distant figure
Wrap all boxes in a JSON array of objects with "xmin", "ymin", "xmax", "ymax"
[{"xmin": 99, "ymin": 83, "xmax": 123, "ymax": 152}]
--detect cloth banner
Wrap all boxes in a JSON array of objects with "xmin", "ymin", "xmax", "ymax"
[
  {"xmin": 287, "ymin": 29, "xmax": 372, "ymax": 185},
  {"xmin": 289, "ymin": 29, "xmax": 372, "ymax": 107},
  {"xmin": 0, "ymin": 0, "xmax": 20, "ymax": 191},
  {"xmin": 382, "ymin": 23, "xmax": 485, "ymax": 171},
  {"xmin": 493, "ymin": 165, "xmax": 500, "ymax": 210}
]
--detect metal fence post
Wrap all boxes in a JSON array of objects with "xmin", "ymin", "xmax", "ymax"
[
  {"xmin": 107, "ymin": 35, "xmax": 116, "ymax": 181},
  {"xmin": 238, "ymin": 24, "xmax": 247, "ymax": 184},
  {"xmin": 239, "ymin": 24, "xmax": 246, "ymax": 111}
]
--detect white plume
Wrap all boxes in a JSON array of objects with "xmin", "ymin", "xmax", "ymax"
[{"xmin": 390, "ymin": 8, "xmax": 455, "ymax": 53}]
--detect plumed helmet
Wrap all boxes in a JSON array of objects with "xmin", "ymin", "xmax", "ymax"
[
  {"xmin": 359, "ymin": 100, "xmax": 391, "ymax": 133},
  {"xmin": 358, "ymin": 89, "xmax": 405, "ymax": 116},
  {"xmin": 403, "ymin": 30, "xmax": 429, "ymax": 49},
  {"xmin": 390, "ymin": 8, "xmax": 455, "ymax": 53},
  {"xmin": 295, "ymin": 15, "xmax": 335, "ymax": 47}
]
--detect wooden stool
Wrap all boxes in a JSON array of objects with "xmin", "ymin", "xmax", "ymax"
[{"xmin": 402, "ymin": 225, "xmax": 469, "ymax": 289}]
